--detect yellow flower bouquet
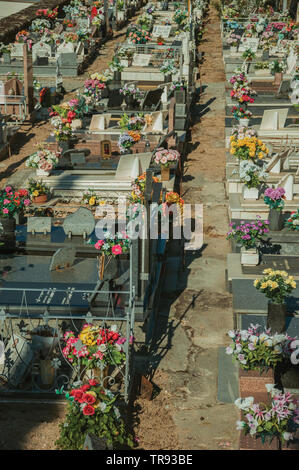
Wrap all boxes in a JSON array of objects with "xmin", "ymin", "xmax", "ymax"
[
  {"xmin": 230, "ymin": 136, "xmax": 269, "ymax": 161},
  {"xmin": 254, "ymin": 269, "xmax": 296, "ymax": 304}
]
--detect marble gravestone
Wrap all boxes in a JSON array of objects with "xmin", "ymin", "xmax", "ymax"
[
  {"xmin": 49, "ymin": 246, "xmax": 76, "ymax": 271},
  {"xmin": 152, "ymin": 25, "xmax": 171, "ymax": 38},
  {"xmin": 132, "ymin": 53, "xmax": 152, "ymax": 67},
  {"xmin": 62, "ymin": 207, "xmax": 95, "ymax": 237},
  {"xmin": 27, "ymin": 216, "xmax": 52, "ymax": 234}
]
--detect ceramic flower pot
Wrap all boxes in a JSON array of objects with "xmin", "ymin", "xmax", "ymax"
[
  {"xmin": 243, "ymin": 186, "xmax": 259, "ymax": 200},
  {"xmin": 240, "ymin": 246, "xmax": 259, "ymax": 266},
  {"xmin": 239, "ymin": 118, "xmax": 250, "ymax": 127},
  {"xmin": 267, "ymin": 302, "xmax": 287, "ymax": 334},
  {"xmin": 268, "ymin": 208, "xmax": 283, "ymax": 231},
  {"xmin": 32, "ymin": 194, "xmax": 48, "ymax": 204},
  {"xmin": 58, "ymin": 140, "xmax": 71, "ymax": 154},
  {"xmin": 161, "ymin": 166, "xmax": 170, "ymax": 181},
  {"xmin": 230, "ymin": 46, "xmax": 238, "ymax": 53}
]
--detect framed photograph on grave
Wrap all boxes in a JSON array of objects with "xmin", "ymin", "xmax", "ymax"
[{"xmin": 101, "ymin": 140, "xmax": 112, "ymax": 159}]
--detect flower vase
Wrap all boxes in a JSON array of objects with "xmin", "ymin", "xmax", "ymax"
[
  {"xmin": 58, "ymin": 140, "xmax": 71, "ymax": 155},
  {"xmin": 230, "ymin": 46, "xmax": 238, "ymax": 53},
  {"xmin": 239, "ymin": 118, "xmax": 250, "ymax": 127},
  {"xmin": 32, "ymin": 194, "xmax": 48, "ymax": 204},
  {"xmin": 243, "ymin": 186, "xmax": 259, "ymax": 200},
  {"xmin": 240, "ymin": 246, "xmax": 259, "ymax": 266},
  {"xmin": 0, "ymin": 217, "xmax": 16, "ymax": 233},
  {"xmin": 268, "ymin": 208, "xmax": 283, "ymax": 231},
  {"xmin": 92, "ymin": 365, "xmax": 109, "ymax": 385},
  {"xmin": 36, "ymin": 169, "xmax": 50, "ymax": 177},
  {"xmin": 98, "ymin": 254, "xmax": 118, "ymax": 281},
  {"xmin": 274, "ymin": 72, "xmax": 283, "ymax": 85},
  {"xmin": 267, "ymin": 302, "xmax": 286, "ymax": 334},
  {"xmin": 161, "ymin": 166, "xmax": 170, "ymax": 181},
  {"xmin": 40, "ymin": 359, "xmax": 55, "ymax": 386}
]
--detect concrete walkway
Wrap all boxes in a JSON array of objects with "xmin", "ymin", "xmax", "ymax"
[{"xmin": 151, "ymin": 5, "xmax": 239, "ymax": 450}]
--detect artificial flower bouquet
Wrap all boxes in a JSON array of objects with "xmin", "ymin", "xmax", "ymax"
[
  {"xmin": 27, "ymin": 178, "xmax": 50, "ymax": 198},
  {"xmin": 127, "ymin": 28, "xmax": 151, "ymax": 45},
  {"xmin": 226, "ymin": 216, "xmax": 270, "ymax": 250},
  {"xmin": 82, "ymin": 189, "xmax": 104, "ymax": 207},
  {"xmin": 62, "ymin": 323, "xmax": 130, "ymax": 369},
  {"xmin": 55, "ymin": 381, "xmax": 133, "ymax": 450},
  {"xmin": 136, "ymin": 12, "xmax": 153, "ymax": 30},
  {"xmin": 94, "ymin": 231, "xmax": 131, "ymax": 256},
  {"xmin": 30, "ymin": 18, "xmax": 51, "ymax": 33},
  {"xmin": 269, "ymin": 59, "xmax": 286, "ymax": 75},
  {"xmin": 227, "ymin": 32, "xmax": 241, "ymax": 47},
  {"xmin": 230, "ymin": 136, "xmax": 269, "ymax": 161},
  {"xmin": 242, "ymin": 48, "xmax": 256, "ymax": 61},
  {"xmin": 230, "ymin": 85, "xmax": 256, "ymax": 104},
  {"xmin": 238, "ymin": 160, "xmax": 268, "ymax": 188},
  {"xmin": 15, "ymin": 30, "xmax": 32, "ymax": 46},
  {"xmin": 118, "ymin": 113, "xmax": 145, "ymax": 131},
  {"xmin": 285, "ymin": 209, "xmax": 299, "ymax": 231},
  {"xmin": 36, "ymin": 7, "xmax": 58, "ymax": 20},
  {"xmin": 119, "ymin": 83, "xmax": 144, "ymax": 102},
  {"xmin": 49, "ymin": 103, "xmax": 77, "ymax": 141},
  {"xmin": 164, "ymin": 191, "xmax": 184, "ymax": 214},
  {"xmin": 83, "ymin": 75, "xmax": 106, "ymax": 104},
  {"xmin": 65, "ymin": 33, "xmax": 79, "ymax": 43},
  {"xmin": 254, "ymin": 269, "xmax": 296, "ymax": 304},
  {"xmin": 235, "ymin": 386, "xmax": 299, "ymax": 446},
  {"xmin": 231, "ymin": 106, "xmax": 252, "ymax": 120},
  {"xmin": 160, "ymin": 59, "xmax": 177, "ymax": 75},
  {"xmin": 25, "ymin": 146, "xmax": 61, "ymax": 171},
  {"xmin": 170, "ymin": 80, "xmax": 186, "ymax": 92},
  {"xmin": 231, "ymin": 126, "xmax": 258, "ymax": 140},
  {"xmin": 229, "ymin": 70, "xmax": 249, "ymax": 88},
  {"xmin": 118, "ymin": 133, "xmax": 135, "ymax": 153},
  {"xmin": 263, "ymin": 186, "xmax": 286, "ymax": 210},
  {"xmin": 153, "ymin": 148, "xmax": 180, "ymax": 168},
  {"xmin": 226, "ymin": 323, "xmax": 296, "ymax": 371},
  {"xmin": 0, "ymin": 186, "xmax": 31, "ymax": 218}
]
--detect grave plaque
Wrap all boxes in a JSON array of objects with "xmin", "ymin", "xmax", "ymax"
[
  {"xmin": 152, "ymin": 24, "xmax": 171, "ymax": 38},
  {"xmin": 239, "ymin": 37, "xmax": 259, "ymax": 52},
  {"xmin": 70, "ymin": 152, "xmax": 87, "ymax": 166},
  {"xmin": 63, "ymin": 207, "xmax": 95, "ymax": 236},
  {"xmin": 58, "ymin": 52, "xmax": 77, "ymax": 67},
  {"xmin": 11, "ymin": 43, "xmax": 25, "ymax": 58},
  {"xmin": 49, "ymin": 246, "xmax": 76, "ymax": 271},
  {"xmin": 27, "ymin": 216, "xmax": 52, "ymax": 234},
  {"xmin": 132, "ymin": 53, "xmax": 152, "ymax": 67}
]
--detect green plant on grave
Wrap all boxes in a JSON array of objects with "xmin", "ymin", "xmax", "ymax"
[{"xmin": 55, "ymin": 382, "xmax": 133, "ymax": 450}]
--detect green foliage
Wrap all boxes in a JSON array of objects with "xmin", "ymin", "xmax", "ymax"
[{"xmin": 55, "ymin": 400, "xmax": 133, "ymax": 450}]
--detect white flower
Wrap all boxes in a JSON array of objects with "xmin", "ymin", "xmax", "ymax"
[
  {"xmin": 110, "ymin": 324, "xmax": 118, "ymax": 332},
  {"xmin": 228, "ymin": 330, "xmax": 236, "ymax": 338},
  {"xmin": 283, "ymin": 432, "xmax": 293, "ymax": 441},
  {"xmin": 265, "ymin": 383, "xmax": 276, "ymax": 393},
  {"xmin": 99, "ymin": 402, "xmax": 107, "ymax": 412},
  {"xmin": 226, "ymin": 346, "xmax": 234, "ymax": 355},
  {"xmin": 98, "ymin": 344, "xmax": 107, "ymax": 353},
  {"xmin": 236, "ymin": 420, "xmax": 245, "ymax": 430}
]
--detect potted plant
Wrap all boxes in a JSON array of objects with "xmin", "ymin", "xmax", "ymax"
[
  {"xmin": 55, "ymin": 381, "xmax": 133, "ymax": 450},
  {"xmin": 285, "ymin": 209, "xmax": 299, "ymax": 231},
  {"xmin": 25, "ymin": 146, "xmax": 61, "ymax": 177},
  {"xmin": 160, "ymin": 59, "xmax": 177, "ymax": 82},
  {"xmin": 94, "ymin": 231, "xmax": 131, "ymax": 280},
  {"xmin": 269, "ymin": 59, "xmax": 286, "ymax": 85},
  {"xmin": 239, "ymin": 160, "xmax": 268, "ymax": 199},
  {"xmin": 27, "ymin": 178, "xmax": 50, "ymax": 204},
  {"xmin": 231, "ymin": 105, "xmax": 252, "ymax": 126},
  {"xmin": 263, "ymin": 186, "xmax": 286, "ymax": 231},
  {"xmin": 62, "ymin": 322, "xmax": 132, "ymax": 381},
  {"xmin": 0, "ymin": 186, "xmax": 31, "ymax": 234},
  {"xmin": 254, "ymin": 269, "xmax": 296, "ymax": 333},
  {"xmin": 235, "ymin": 386, "xmax": 299, "ymax": 450},
  {"xmin": 49, "ymin": 103, "xmax": 76, "ymax": 152},
  {"xmin": 226, "ymin": 216, "xmax": 269, "ymax": 265},
  {"xmin": 153, "ymin": 147, "xmax": 180, "ymax": 181}
]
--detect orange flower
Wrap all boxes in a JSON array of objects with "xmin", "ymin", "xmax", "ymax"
[{"xmin": 128, "ymin": 131, "xmax": 141, "ymax": 142}]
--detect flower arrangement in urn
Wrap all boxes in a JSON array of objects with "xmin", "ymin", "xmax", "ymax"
[
  {"xmin": 226, "ymin": 216, "xmax": 270, "ymax": 250},
  {"xmin": 26, "ymin": 146, "xmax": 61, "ymax": 176},
  {"xmin": 235, "ymin": 386, "xmax": 299, "ymax": 447},
  {"xmin": 94, "ymin": 231, "xmax": 131, "ymax": 280},
  {"xmin": 55, "ymin": 381, "xmax": 133, "ymax": 450},
  {"xmin": 263, "ymin": 186, "xmax": 286, "ymax": 231},
  {"xmin": 238, "ymin": 160, "xmax": 268, "ymax": 198},
  {"xmin": 254, "ymin": 269, "xmax": 296, "ymax": 305},
  {"xmin": 49, "ymin": 103, "xmax": 76, "ymax": 142},
  {"xmin": 226, "ymin": 323, "xmax": 296, "ymax": 372},
  {"xmin": 130, "ymin": 172, "xmax": 160, "ymax": 204},
  {"xmin": 153, "ymin": 148, "xmax": 180, "ymax": 181}
]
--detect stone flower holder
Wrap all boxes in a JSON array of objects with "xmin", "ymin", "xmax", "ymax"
[
  {"xmin": 243, "ymin": 185, "xmax": 259, "ymax": 200},
  {"xmin": 268, "ymin": 208, "xmax": 283, "ymax": 231},
  {"xmin": 267, "ymin": 302, "xmax": 287, "ymax": 334},
  {"xmin": 240, "ymin": 247, "xmax": 259, "ymax": 266}
]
